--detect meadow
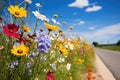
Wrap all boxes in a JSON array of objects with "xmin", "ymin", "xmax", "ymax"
[{"xmin": 0, "ymin": 0, "xmax": 104, "ymax": 80}]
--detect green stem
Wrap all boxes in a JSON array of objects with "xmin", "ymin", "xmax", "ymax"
[
  {"xmin": 24, "ymin": 2, "xmax": 27, "ymax": 9},
  {"xmin": 33, "ymin": 19, "xmax": 39, "ymax": 34}
]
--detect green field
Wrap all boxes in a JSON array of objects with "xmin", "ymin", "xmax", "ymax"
[{"xmin": 100, "ymin": 45, "xmax": 120, "ymax": 51}]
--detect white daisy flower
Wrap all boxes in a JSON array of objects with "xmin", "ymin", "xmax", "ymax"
[
  {"xmin": 66, "ymin": 63, "xmax": 71, "ymax": 70},
  {"xmin": 25, "ymin": 0, "xmax": 32, "ymax": 4},
  {"xmin": 35, "ymin": 3, "xmax": 42, "ymax": 7},
  {"xmin": 32, "ymin": 11, "xmax": 49, "ymax": 21}
]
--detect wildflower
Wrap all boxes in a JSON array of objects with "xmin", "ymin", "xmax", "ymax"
[
  {"xmin": 51, "ymin": 19, "xmax": 56, "ymax": 24},
  {"xmin": 46, "ymin": 71, "xmax": 54, "ymax": 80},
  {"xmin": 25, "ymin": 0, "xmax": 32, "ymax": 4},
  {"xmin": 27, "ymin": 33, "xmax": 36, "ymax": 39},
  {"xmin": 44, "ymin": 22, "xmax": 59, "ymax": 31},
  {"xmin": 64, "ymin": 42, "xmax": 74, "ymax": 50},
  {"xmin": 0, "ymin": 46, "xmax": 4, "ymax": 50},
  {"xmin": 53, "ymin": 14, "xmax": 58, "ymax": 18},
  {"xmin": 35, "ymin": 3, "xmax": 42, "ymax": 7},
  {"xmin": 27, "ymin": 62, "xmax": 33, "ymax": 68},
  {"xmin": 32, "ymin": 11, "xmax": 49, "ymax": 21},
  {"xmin": 14, "ymin": 43, "xmax": 20, "ymax": 46},
  {"xmin": 69, "ymin": 26, "xmax": 73, "ymax": 29},
  {"xmin": 44, "ymin": 18, "xmax": 49, "ymax": 22},
  {"xmin": 8, "ymin": 5, "xmax": 27, "ymax": 18},
  {"xmin": 21, "ymin": 36, "xmax": 27, "ymax": 42},
  {"xmin": 25, "ymin": 69, "xmax": 32, "ymax": 75},
  {"xmin": 66, "ymin": 63, "xmax": 71, "ymax": 70},
  {"xmin": 8, "ymin": 60, "xmax": 18, "ymax": 69},
  {"xmin": 28, "ymin": 52, "xmax": 39, "ymax": 58},
  {"xmin": 12, "ymin": 60, "xmax": 19, "ymax": 66},
  {"xmin": 51, "ymin": 19, "xmax": 60, "ymax": 25},
  {"xmin": 67, "ymin": 30, "xmax": 71, "ymax": 32},
  {"xmin": 59, "ymin": 44, "xmax": 69, "ymax": 55},
  {"xmin": 22, "ymin": 26, "xmax": 30, "ymax": 32},
  {"xmin": 84, "ymin": 70, "xmax": 97, "ymax": 80},
  {"xmin": 70, "ymin": 76, "xmax": 73, "ymax": 80},
  {"xmin": 3, "ymin": 24, "xmax": 19, "ymax": 38},
  {"xmin": 58, "ymin": 57, "xmax": 65, "ymax": 63},
  {"xmin": 34, "ymin": 77, "xmax": 39, "ymax": 80},
  {"xmin": 79, "ymin": 48, "xmax": 84, "ymax": 56},
  {"xmin": 35, "ymin": 31, "xmax": 51, "ymax": 53},
  {"xmin": 56, "ymin": 22, "xmax": 60, "ymax": 25},
  {"xmin": 50, "ymin": 63, "xmax": 57, "ymax": 71},
  {"xmin": 76, "ymin": 58, "xmax": 84, "ymax": 64},
  {"xmin": 11, "ymin": 44, "xmax": 29, "ymax": 56},
  {"xmin": 62, "ymin": 22, "xmax": 67, "ymax": 25}
]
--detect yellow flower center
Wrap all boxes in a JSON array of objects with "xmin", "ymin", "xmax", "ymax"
[
  {"xmin": 17, "ymin": 49, "xmax": 23, "ymax": 54},
  {"xmin": 9, "ymin": 29, "xmax": 13, "ymax": 33},
  {"xmin": 15, "ymin": 12, "xmax": 20, "ymax": 16}
]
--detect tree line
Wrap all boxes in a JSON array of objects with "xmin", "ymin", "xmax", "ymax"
[{"xmin": 92, "ymin": 40, "xmax": 120, "ymax": 47}]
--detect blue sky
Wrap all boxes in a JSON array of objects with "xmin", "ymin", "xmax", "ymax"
[{"xmin": 2, "ymin": 0, "xmax": 120, "ymax": 44}]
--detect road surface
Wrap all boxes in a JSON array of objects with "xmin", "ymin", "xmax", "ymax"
[{"xmin": 94, "ymin": 48, "xmax": 120, "ymax": 80}]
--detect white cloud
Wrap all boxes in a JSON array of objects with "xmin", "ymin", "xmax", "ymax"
[
  {"xmin": 89, "ymin": 27, "xmax": 95, "ymax": 30},
  {"xmin": 85, "ymin": 5, "xmax": 102, "ymax": 12},
  {"xmin": 68, "ymin": 0, "xmax": 89, "ymax": 8},
  {"xmin": 79, "ymin": 20, "xmax": 85, "ymax": 25},
  {"xmin": 83, "ymin": 23, "xmax": 120, "ymax": 43}
]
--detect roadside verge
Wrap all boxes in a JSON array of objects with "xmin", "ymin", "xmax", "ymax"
[{"xmin": 95, "ymin": 54, "xmax": 116, "ymax": 80}]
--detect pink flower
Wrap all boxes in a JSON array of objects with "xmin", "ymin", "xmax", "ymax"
[
  {"xmin": 79, "ymin": 48, "xmax": 84, "ymax": 56},
  {"xmin": 3, "ymin": 24, "xmax": 19, "ymax": 38},
  {"xmin": 46, "ymin": 71, "xmax": 54, "ymax": 80}
]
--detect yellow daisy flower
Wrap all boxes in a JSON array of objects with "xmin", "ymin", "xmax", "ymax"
[
  {"xmin": 22, "ymin": 26, "xmax": 30, "ymax": 32},
  {"xmin": 62, "ymin": 22, "xmax": 67, "ymax": 25},
  {"xmin": 59, "ymin": 44, "xmax": 69, "ymax": 55},
  {"xmin": 53, "ymin": 14, "xmax": 58, "ymax": 18},
  {"xmin": 8, "ymin": 5, "xmax": 27, "ymax": 18},
  {"xmin": 69, "ymin": 26, "xmax": 73, "ymax": 29},
  {"xmin": 76, "ymin": 58, "xmax": 84, "ymax": 64},
  {"xmin": 44, "ymin": 22, "xmax": 59, "ymax": 31},
  {"xmin": 11, "ymin": 44, "xmax": 29, "ymax": 56}
]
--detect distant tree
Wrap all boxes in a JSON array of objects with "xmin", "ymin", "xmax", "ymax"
[
  {"xmin": 92, "ymin": 41, "xmax": 99, "ymax": 47},
  {"xmin": 116, "ymin": 40, "xmax": 120, "ymax": 46}
]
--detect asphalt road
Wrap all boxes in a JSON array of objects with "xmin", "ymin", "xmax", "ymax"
[{"xmin": 94, "ymin": 48, "xmax": 120, "ymax": 80}]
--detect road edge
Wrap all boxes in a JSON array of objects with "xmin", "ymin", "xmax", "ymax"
[{"xmin": 95, "ymin": 54, "xmax": 116, "ymax": 80}]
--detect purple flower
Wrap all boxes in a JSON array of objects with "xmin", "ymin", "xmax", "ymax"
[
  {"xmin": 28, "ymin": 52, "xmax": 39, "ymax": 58},
  {"xmin": 25, "ymin": 69, "xmax": 32, "ymax": 75},
  {"xmin": 35, "ymin": 31, "xmax": 51, "ymax": 53},
  {"xmin": 27, "ymin": 62, "xmax": 33, "ymax": 68},
  {"xmin": 50, "ymin": 63, "xmax": 56, "ymax": 71},
  {"xmin": 7, "ymin": 60, "xmax": 18, "ymax": 69}
]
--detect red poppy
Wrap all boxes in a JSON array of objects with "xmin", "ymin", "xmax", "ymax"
[
  {"xmin": 3, "ymin": 24, "xmax": 19, "ymax": 38},
  {"xmin": 27, "ymin": 33, "xmax": 36, "ymax": 39},
  {"xmin": 46, "ymin": 71, "xmax": 54, "ymax": 80},
  {"xmin": 18, "ymin": 36, "xmax": 27, "ymax": 43}
]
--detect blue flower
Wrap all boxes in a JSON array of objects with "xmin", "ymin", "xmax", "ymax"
[
  {"xmin": 12, "ymin": 60, "xmax": 18, "ymax": 66},
  {"xmin": 27, "ymin": 62, "xmax": 33, "ymax": 68},
  {"xmin": 28, "ymin": 52, "xmax": 39, "ymax": 58},
  {"xmin": 50, "ymin": 63, "xmax": 57, "ymax": 71},
  {"xmin": 7, "ymin": 60, "xmax": 18, "ymax": 69},
  {"xmin": 35, "ymin": 31, "xmax": 51, "ymax": 53},
  {"xmin": 25, "ymin": 69, "xmax": 32, "ymax": 75}
]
